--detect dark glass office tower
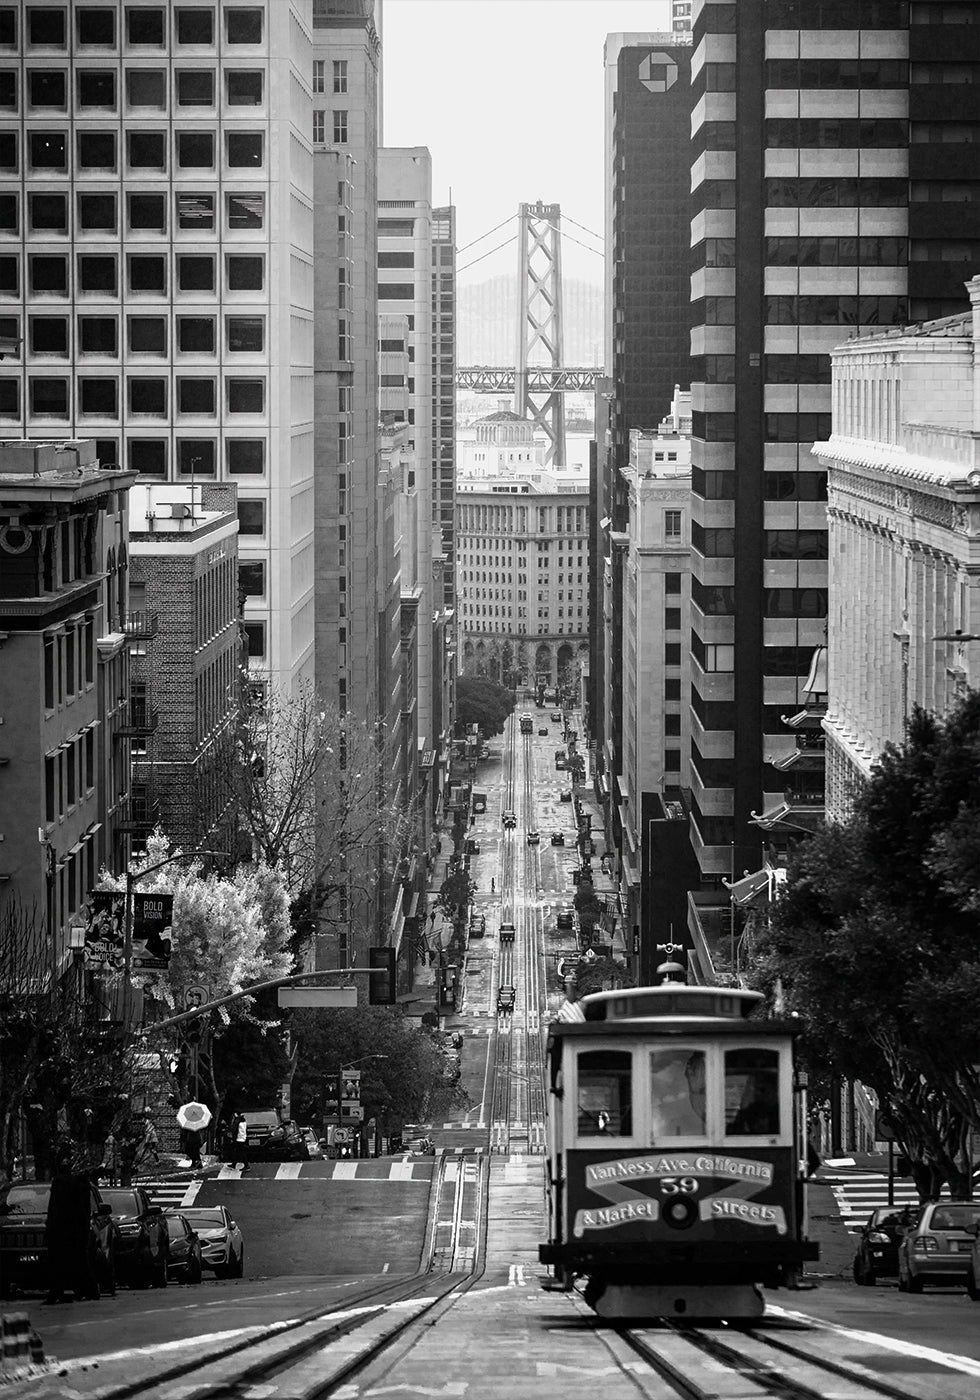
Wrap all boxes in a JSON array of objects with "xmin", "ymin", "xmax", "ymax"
[{"xmin": 688, "ymin": 0, "xmax": 979, "ymax": 883}]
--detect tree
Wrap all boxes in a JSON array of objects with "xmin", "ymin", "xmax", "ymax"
[
  {"xmin": 753, "ymin": 692, "xmax": 980, "ymax": 1199},
  {"xmin": 455, "ymin": 677, "xmax": 515, "ymax": 738},
  {"xmin": 223, "ymin": 684, "xmax": 418, "ymax": 961}
]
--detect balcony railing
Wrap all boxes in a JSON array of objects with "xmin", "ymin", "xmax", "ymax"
[
  {"xmin": 122, "ymin": 609, "xmax": 159, "ymax": 640},
  {"xmin": 116, "ymin": 698, "xmax": 159, "ymax": 737}
]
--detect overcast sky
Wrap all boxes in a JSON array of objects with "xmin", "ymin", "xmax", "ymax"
[{"xmin": 381, "ymin": 0, "xmax": 672, "ymax": 286}]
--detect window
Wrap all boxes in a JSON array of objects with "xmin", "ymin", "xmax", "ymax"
[
  {"xmin": 226, "ymin": 70, "xmax": 261, "ymax": 105},
  {"xmin": 28, "ymin": 5, "xmax": 66, "ymax": 44},
  {"xmin": 664, "ymin": 643, "xmax": 681, "ymax": 665},
  {"xmin": 177, "ymin": 439, "xmax": 215, "ymax": 475},
  {"xmin": 237, "ymin": 499, "xmax": 265, "ymax": 535},
  {"xmin": 30, "ymin": 317, "xmax": 68, "ymax": 355},
  {"xmin": 0, "ymin": 255, "xmax": 17, "ymax": 293},
  {"xmin": 312, "ymin": 109, "xmax": 325, "ymax": 144},
  {"xmin": 127, "ymin": 130, "xmax": 165, "ymax": 169},
  {"xmin": 333, "ymin": 60, "xmax": 348, "ymax": 93},
  {"xmin": 649, "ymin": 1048, "xmax": 705, "ymax": 1139},
  {"xmin": 31, "ymin": 256, "xmax": 68, "ymax": 294},
  {"xmin": 0, "ymin": 9, "xmax": 13, "ymax": 45},
  {"xmin": 30, "ymin": 132, "xmax": 67, "ymax": 169},
  {"xmin": 0, "ymin": 72, "xmax": 14, "ymax": 109},
  {"xmin": 29, "ymin": 70, "xmax": 66, "ymax": 107},
  {"xmin": 78, "ymin": 316, "xmax": 116, "ymax": 354},
  {"xmin": 379, "ymin": 282, "xmax": 414, "ymax": 300},
  {"xmin": 78, "ymin": 255, "xmax": 116, "ymax": 294},
  {"xmin": 128, "ymin": 439, "xmax": 166, "ymax": 475},
  {"xmin": 177, "ymin": 131, "xmax": 214, "ymax": 168},
  {"xmin": 78, "ymin": 130, "xmax": 116, "ymax": 169},
  {"xmin": 225, "ymin": 7, "xmax": 262, "ymax": 43},
  {"xmin": 126, "ymin": 194, "xmax": 165, "ymax": 233},
  {"xmin": 664, "ymin": 607, "xmax": 681, "ymax": 631},
  {"xmin": 227, "ymin": 377, "xmax": 263, "ymax": 413},
  {"xmin": 128, "ymin": 377, "xmax": 166, "ymax": 415},
  {"xmin": 0, "ymin": 131, "xmax": 16, "ymax": 169},
  {"xmin": 79, "ymin": 377, "xmax": 117, "ymax": 415},
  {"xmin": 178, "ymin": 377, "xmax": 215, "ymax": 414},
  {"xmin": 128, "ymin": 255, "xmax": 166, "ymax": 293},
  {"xmin": 379, "ymin": 251, "xmax": 414, "ymax": 269},
  {"xmin": 177, "ymin": 70, "xmax": 214, "ymax": 106},
  {"xmin": 127, "ymin": 317, "xmax": 165, "ymax": 354},
  {"xmin": 576, "ymin": 1050, "xmax": 632, "ymax": 1137},
  {"xmin": 313, "ymin": 60, "xmax": 325, "ymax": 93},
  {"xmin": 176, "ymin": 8, "xmax": 214, "ymax": 44},
  {"xmin": 126, "ymin": 7, "xmax": 164, "ymax": 44},
  {"xmin": 333, "ymin": 110, "xmax": 348, "ymax": 143},
  {"xmin": 243, "ymin": 621, "xmax": 265, "ymax": 658},
  {"xmin": 665, "ymin": 714, "xmax": 682, "ymax": 736},
  {"xmin": 227, "ymin": 192, "xmax": 263, "ymax": 228},
  {"xmin": 0, "ymin": 377, "xmax": 17, "ymax": 416},
  {"xmin": 178, "ymin": 255, "xmax": 215, "ymax": 292},
  {"xmin": 227, "ymin": 255, "xmax": 262, "ymax": 291},
  {"xmin": 725, "ymin": 1049, "xmax": 780, "ymax": 1136},
  {"xmin": 664, "ymin": 510, "xmax": 682, "ymax": 539},
  {"xmin": 178, "ymin": 317, "xmax": 215, "ymax": 353},
  {"xmin": 30, "ymin": 377, "xmax": 68, "ymax": 416},
  {"xmin": 227, "ymin": 316, "xmax": 263, "ymax": 352},
  {"xmin": 703, "ymin": 644, "xmax": 734, "ymax": 673},
  {"xmin": 77, "ymin": 8, "xmax": 115, "ymax": 45},
  {"xmin": 79, "ymin": 193, "xmax": 117, "ymax": 232},
  {"xmin": 77, "ymin": 70, "xmax": 115, "ymax": 107},
  {"xmin": 93, "ymin": 438, "xmax": 117, "ymax": 470},
  {"xmin": 177, "ymin": 193, "xmax": 215, "ymax": 231},
  {"xmin": 125, "ymin": 69, "xmax": 165, "ymax": 107},
  {"xmin": 227, "ymin": 131, "xmax": 262, "ymax": 166},
  {"xmin": 238, "ymin": 561, "xmax": 265, "ymax": 597},
  {"xmin": 30, "ymin": 194, "xmax": 67, "ymax": 233},
  {"xmin": 226, "ymin": 438, "xmax": 264, "ymax": 474}
]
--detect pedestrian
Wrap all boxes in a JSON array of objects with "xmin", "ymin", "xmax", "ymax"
[
  {"xmin": 491, "ymin": 877, "xmax": 495, "ymax": 893},
  {"xmin": 182, "ymin": 1126, "xmax": 204, "ymax": 1171},
  {"xmin": 139, "ymin": 1113, "xmax": 160, "ymax": 1169},
  {"xmin": 45, "ymin": 1154, "xmax": 99, "ymax": 1303},
  {"xmin": 233, "ymin": 1113, "xmax": 249, "ymax": 1174}
]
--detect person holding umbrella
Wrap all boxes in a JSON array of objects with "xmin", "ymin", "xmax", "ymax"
[{"xmin": 176, "ymin": 1100, "xmax": 212, "ymax": 1171}]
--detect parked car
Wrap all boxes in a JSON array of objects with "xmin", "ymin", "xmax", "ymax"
[
  {"xmin": 100, "ymin": 1187, "xmax": 169, "ymax": 1289},
  {"xmin": 497, "ymin": 985, "xmax": 516, "ymax": 1014},
  {"xmin": 164, "ymin": 1212, "xmax": 203, "ymax": 1285},
  {"xmin": 559, "ymin": 789, "xmax": 572, "ymax": 803},
  {"xmin": 556, "ymin": 905, "xmax": 575, "ymax": 929},
  {"xmin": 526, "ymin": 829, "xmax": 540, "ymax": 845},
  {"xmin": 407, "ymin": 1136, "xmax": 436, "ymax": 1156},
  {"xmin": 550, "ymin": 712, "xmax": 562, "ymax": 722},
  {"xmin": 470, "ymin": 912, "xmax": 486, "ymax": 937},
  {"xmin": 538, "ymin": 726, "xmax": 549, "ymax": 736},
  {"xmin": 967, "ymin": 1226, "xmax": 980, "ymax": 1300},
  {"xmin": 852, "ymin": 1205, "xmax": 917, "ymax": 1285},
  {"xmin": 241, "ymin": 1111, "xmax": 308, "ymax": 1161},
  {"xmin": 299, "ymin": 1127, "xmax": 326, "ymax": 1159},
  {"xmin": 173, "ymin": 1205, "xmax": 244, "ymax": 1278},
  {"xmin": 0, "ymin": 1179, "xmax": 116, "ymax": 1300},
  {"xmin": 499, "ymin": 921, "xmax": 516, "ymax": 943},
  {"xmin": 898, "ymin": 1201, "xmax": 980, "ymax": 1292},
  {"xmin": 550, "ymin": 831, "xmax": 565, "ymax": 846}
]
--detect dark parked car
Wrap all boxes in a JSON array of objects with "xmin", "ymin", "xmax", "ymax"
[
  {"xmin": 852, "ymin": 1205, "xmax": 916, "ymax": 1285},
  {"xmin": 241, "ymin": 1111, "xmax": 308, "ymax": 1161},
  {"xmin": 172, "ymin": 1206, "xmax": 244, "ymax": 1278},
  {"xmin": 550, "ymin": 712, "xmax": 562, "ymax": 722},
  {"xmin": 164, "ymin": 1212, "xmax": 203, "ymax": 1284},
  {"xmin": 469, "ymin": 912, "xmax": 486, "ymax": 937},
  {"xmin": 898, "ymin": 1201, "xmax": 980, "ymax": 1292},
  {"xmin": 556, "ymin": 905, "xmax": 575, "ymax": 929},
  {"xmin": 538, "ymin": 726, "xmax": 548, "ymax": 736},
  {"xmin": 100, "ymin": 1187, "xmax": 169, "ymax": 1289},
  {"xmin": 550, "ymin": 831, "xmax": 565, "ymax": 846},
  {"xmin": 0, "ymin": 1180, "xmax": 116, "ymax": 1299},
  {"xmin": 559, "ymin": 790, "xmax": 572, "ymax": 803}
]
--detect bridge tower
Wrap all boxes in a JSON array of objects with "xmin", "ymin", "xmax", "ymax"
[{"xmin": 515, "ymin": 201, "xmax": 566, "ymax": 467}]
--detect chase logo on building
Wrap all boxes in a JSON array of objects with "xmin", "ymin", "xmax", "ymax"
[{"xmin": 638, "ymin": 52, "xmax": 678, "ymax": 93}]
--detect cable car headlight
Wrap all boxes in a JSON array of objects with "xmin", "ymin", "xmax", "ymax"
[{"xmin": 661, "ymin": 1195, "xmax": 698, "ymax": 1229}]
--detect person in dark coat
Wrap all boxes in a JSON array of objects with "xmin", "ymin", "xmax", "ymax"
[
  {"xmin": 181, "ymin": 1126, "xmax": 204, "ymax": 1170},
  {"xmin": 45, "ymin": 1159, "xmax": 99, "ymax": 1303}
]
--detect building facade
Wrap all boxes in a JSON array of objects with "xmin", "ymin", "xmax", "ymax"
[
  {"xmin": 0, "ymin": 0, "xmax": 316, "ymax": 684},
  {"xmin": 815, "ymin": 276, "xmax": 980, "ymax": 821},
  {"xmin": 127, "ymin": 481, "xmax": 239, "ymax": 853},
  {"xmin": 687, "ymin": 0, "xmax": 980, "ymax": 885},
  {"xmin": 0, "ymin": 438, "xmax": 136, "ymax": 977}
]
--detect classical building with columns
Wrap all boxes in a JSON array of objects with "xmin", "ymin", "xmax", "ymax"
[{"xmin": 814, "ymin": 274, "xmax": 980, "ymax": 822}]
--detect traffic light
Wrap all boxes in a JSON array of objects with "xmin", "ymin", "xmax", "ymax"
[{"xmin": 369, "ymin": 945, "xmax": 396, "ymax": 1005}]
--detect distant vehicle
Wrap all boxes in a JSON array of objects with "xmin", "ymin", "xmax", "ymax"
[
  {"xmin": 472, "ymin": 790, "xmax": 487, "ymax": 813},
  {"xmin": 470, "ymin": 913, "xmax": 486, "ymax": 937},
  {"xmin": 407, "ymin": 1136, "xmax": 436, "ymax": 1156},
  {"xmin": 479, "ymin": 745, "xmax": 490, "ymax": 759},
  {"xmin": 550, "ymin": 831, "xmax": 565, "ymax": 846},
  {"xmin": 497, "ymin": 985, "xmax": 516, "ymax": 1014},
  {"xmin": 520, "ymin": 714, "xmax": 533, "ymax": 734},
  {"xmin": 555, "ymin": 750, "xmax": 566, "ymax": 768},
  {"xmin": 241, "ymin": 1111, "xmax": 308, "ymax": 1161},
  {"xmin": 465, "ymin": 838, "xmax": 480, "ymax": 855},
  {"xmin": 852, "ymin": 1206, "xmax": 916, "ymax": 1285},
  {"xmin": 538, "ymin": 726, "xmax": 548, "ymax": 736},
  {"xmin": 174, "ymin": 1206, "xmax": 244, "ymax": 1278},
  {"xmin": 299, "ymin": 1127, "xmax": 326, "ymax": 1160},
  {"xmin": 898, "ymin": 1201, "xmax": 980, "ymax": 1292},
  {"xmin": 502, "ymin": 810, "xmax": 517, "ymax": 828},
  {"xmin": 550, "ymin": 712, "xmax": 562, "ymax": 722},
  {"xmin": 559, "ymin": 790, "xmax": 572, "ymax": 803},
  {"xmin": 499, "ymin": 921, "xmax": 516, "ymax": 943},
  {"xmin": 100, "ymin": 1186, "xmax": 169, "ymax": 1290},
  {"xmin": 0, "ymin": 1180, "xmax": 115, "ymax": 1299},
  {"xmin": 527, "ymin": 829, "xmax": 540, "ymax": 845},
  {"xmin": 164, "ymin": 1213, "xmax": 203, "ymax": 1285},
  {"xmin": 556, "ymin": 906, "xmax": 575, "ymax": 929}
]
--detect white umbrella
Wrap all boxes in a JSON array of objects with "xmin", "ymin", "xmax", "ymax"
[{"xmin": 176, "ymin": 1101, "xmax": 212, "ymax": 1131}]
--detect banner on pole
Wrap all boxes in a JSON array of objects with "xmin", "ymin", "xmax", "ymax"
[
  {"xmin": 133, "ymin": 892, "xmax": 173, "ymax": 968},
  {"xmin": 84, "ymin": 891, "xmax": 126, "ymax": 967}
]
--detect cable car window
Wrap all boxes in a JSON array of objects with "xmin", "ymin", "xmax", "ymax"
[
  {"xmin": 725, "ymin": 1048, "xmax": 780, "ymax": 1135},
  {"xmin": 576, "ymin": 1050, "xmax": 632, "ymax": 1136},
  {"xmin": 649, "ymin": 1049, "xmax": 706, "ymax": 1139}
]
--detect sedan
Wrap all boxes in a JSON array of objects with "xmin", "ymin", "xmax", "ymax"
[
  {"xmin": 300, "ymin": 1127, "xmax": 326, "ymax": 1159},
  {"xmin": 174, "ymin": 1205, "xmax": 244, "ymax": 1279},
  {"xmin": 538, "ymin": 727, "xmax": 549, "ymax": 736},
  {"xmin": 898, "ymin": 1201, "xmax": 980, "ymax": 1292},
  {"xmin": 98, "ymin": 1187, "xmax": 169, "ymax": 1290},
  {"xmin": 164, "ymin": 1213, "xmax": 203, "ymax": 1285},
  {"xmin": 526, "ymin": 829, "xmax": 540, "ymax": 845},
  {"xmin": 550, "ymin": 832, "xmax": 565, "ymax": 846},
  {"xmin": 852, "ymin": 1205, "xmax": 916, "ymax": 1285},
  {"xmin": 559, "ymin": 790, "xmax": 572, "ymax": 803},
  {"xmin": 550, "ymin": 712, "xmax": 562, "ymax": 722}
]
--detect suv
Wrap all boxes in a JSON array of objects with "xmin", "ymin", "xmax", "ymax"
[
  {"xmin": 556, "ymin": 905, "xmax": 575, "ymax": 929},
  {"xmin": 499, "ymin": 921, "xmax": 516, "ymax": 943},
  {"xmin": 898, "ymin": 1201, "xmax": 980, "ymax": 1292},
  {"xmin": 100, "ymin": 1187, "xmax": 169, "ymax": 1289},
  {"xmin": 0, "ymin": 1180, "xmax": 116, "ymax": 1299},
  {"xmin": 241, "ymin": 1111, "xmax": 308, "ymax": 1161},
  {"xmin": 502, "ymin": 810, "xmax": 517, "ymax": 829},
  {"xmin": 550, "ymin": 831, "xmax": 565, "ymax": 846}
]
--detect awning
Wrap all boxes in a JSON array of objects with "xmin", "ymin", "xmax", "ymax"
[
  {"xmin": 803, "ymin": 645, "xmax": 827, "ymax": 696},
  {"xmin": 404, "ymin": 891, "xmax": 420, "ymax": 921},
  {"xmin": 770, "ymin": 748, "xmax": 825, "ymax": 771},
  {"xmin": 620, "ymin": 854, "xmax": 640, "ymax": 889},
  {"xmin": 750, "ymin": 801, "xmax": 824, "ymax": 833},
  {"xmin": 781, "ymin": 707, "xmax": 825, "ymax": 730},
  {"xmin": 723, "ymin": 867, "xmax": 770, "ymax": 906}
]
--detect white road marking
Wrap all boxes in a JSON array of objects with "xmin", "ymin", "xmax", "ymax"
[
  {"xmin": 767, "ymin": 1304, "xmax": 980, "ymax": 1378},
  {"xmin": 275, "ymin": 1162, "xmax": 304, "ymax": 1180},
  {"xmin": 180, "ymin": 1178, "xmax": 204, "ymax": 1207}
]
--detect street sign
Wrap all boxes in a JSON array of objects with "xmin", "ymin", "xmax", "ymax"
[
  {"xmin": 875, "ymin": 1111, "xmax": 898, "ymax": 1142},
  {"xmin": 333, "ymin": 1127, "xmax": 352, "ymax": 1144},
  {"xmin": 344, "ymin": 1105, "xmax": 364, "ymax": 1122},
  {"xmin": 278, "ymin": 987, "xmax": 358, "ymax": 1008}
]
